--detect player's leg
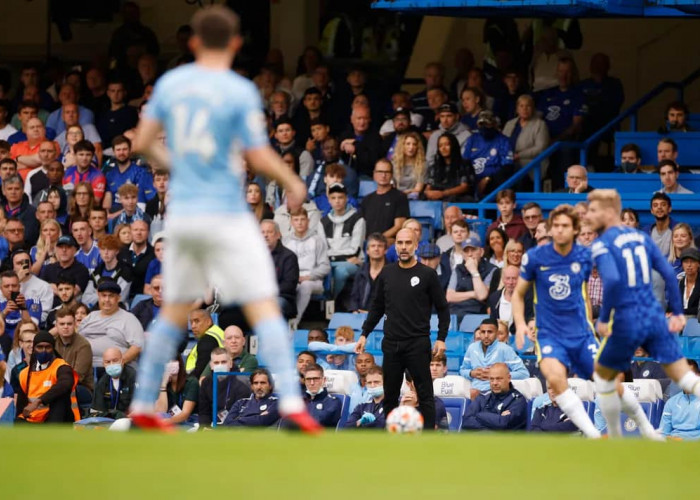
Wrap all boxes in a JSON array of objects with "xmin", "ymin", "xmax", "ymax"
[
  {"xmin": 663, "ymin": 358, "xmax": 700, "ymax": 396},
  {"xmin": 540, "ymin": 356, "xmax": 601, "ymax": 438},
  {"xmin": 404, "ymin": 337, "xmax": 436, "ymax": 430},
  {"xmin": 593, "ymin": 364, "xmax": 623, "ymax": 437},
  {"xmin": 615, "ymin": 374, "xmax": 664, "ymax": 441},
  {"xmin": 381, "ymin": 338, "xmax": 404, "ymax": 420}
]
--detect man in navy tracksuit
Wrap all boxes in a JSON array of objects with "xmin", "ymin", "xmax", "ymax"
[
  {"xmin": 462, "ymin": 362, "xmax": 527, "ymax": 431},
  {"xmin": 344, "ymin": 366, "xmax": 386, "ymax": 428},
  {"xmin": 222, "ymin": 369, "xmax": 280, "ymax": 427},
  {"xmin": 303, "ymin": 364, "xmax": 342, "ymax": 427},
  {"xmin": 530, "ymin": 388, "xmax": 578, "ymax": 433}
]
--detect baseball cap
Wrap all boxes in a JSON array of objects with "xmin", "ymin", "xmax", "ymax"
[
  {"xmin": 680, "ymin": 248, "xmax": 700, "ymax": 262},
  {"xmin": 476, "ymin": 110, "xmax": 499, "ymax": 127},
  {"xmin": 461, "ymin": 236, "xmax": 481, "ymax": 249},
  {"xmin": 303, "ymin": 87, "xmax": 322, "ymax": 98},
  {"xmin": 392, "ymin": 107, "xmax": 410, "ymax": 120},
  {"xmin": 418, "ymin": 243, "xmax": 441, "ymax": 259},
  {"xmin": 56, "ymin": 235, "xmax": 78, "ymax": 248},
  {"xmin": 328, "ymin": 183, "xmax": 347, "ymax": 195},
  {"xmin": 97, "ymin": 280, "xmax": 122, "ymax": 294},
  {"xmin": 438, "ymin": 103, "xmax": 459, "ymax": 114}
]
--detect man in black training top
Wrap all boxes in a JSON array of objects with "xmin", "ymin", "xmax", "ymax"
[{"xmin": 355, "ymin": 228, "xmax": 450, "ymax": 430}]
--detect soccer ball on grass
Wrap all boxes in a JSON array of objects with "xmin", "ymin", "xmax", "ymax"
[{"xmin": 386, "ymin": 405, "xmax": 424, "ymax": 434}]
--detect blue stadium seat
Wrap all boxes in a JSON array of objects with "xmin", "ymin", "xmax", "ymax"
[
  {"xmin": 683, "ymin": 318, "xmax": 700, "ymax": 337},
  {"xmin": 446, "ymin": 356, "xmax": 461, "ymax": 374},
  {"xmin": 684, "ymin": 337, "xmax": 700, "ymax": 358},
  {"xmin": 444, "ymin": 335, "xmax": 464, "ymax": 355},
  {"xmin": 441, "ymin": 397, "xmax": 469, "ymax": 432},
  {"xmin": 294, "ymin": 329, "xmax": 309, "ymax": 350},
  {"xmin": 614, "ymin": 131, "xmax": 700, "ymax": 168},
  {"xmin": 329, "ymin": 312, "xmax": 366, "ymax": 331},
  {"xmin": 359, "ymin": 180, "xmax": 377, "ymax": 198},
  {"xmin": 410, "ymin": 200, "xmax": 444, "ymax": 241},
  {"xmin": 130, "ymin": 294, "xmax": 150, "ymax": 310},
  {"xmin": 430, "ymin": 314, "xmax": 457, "ymax": 331},
  {"xmin": 333, "ymin": 394, "xmax": 351, "ymax": 430},
  {"xmin": 459, "ymin": 314, "xmax": 489, "ymax": 333}
]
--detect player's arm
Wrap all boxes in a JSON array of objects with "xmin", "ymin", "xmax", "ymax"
[
  {"xmin": 245, "ymin": 146, "xmax": 306, "ymax": 211},
  {"xmin": 132, "ymin": 117, "xmax": 170, "ymax": 170},
  {"xmin": 592, "ymin": 246, "xmax": 621, "ymax": 335},
  {"xmin": 583, "ymin": 281, "xmax": 594, "ymax": 325},
  {"xmin": 511, "ymin": 277, "xmax": 532, "ymax": 349}
]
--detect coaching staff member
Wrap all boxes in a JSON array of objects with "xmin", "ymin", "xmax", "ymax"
[{"xmin": 355, "ymin": 228, "xmax": 450, "ymax": 429}]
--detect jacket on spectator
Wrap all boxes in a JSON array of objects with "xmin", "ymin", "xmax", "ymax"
[
  {"xmin": 186, "ymin": 325, "xmax": 224, "ymax": 379},
  {"xmin": 270, "ymin": 241, "xmax": 300, "ymax": 317},
  {"xmin": 344, "ymin": 398, "xmax": 386, "ymax": 428},
  {"xmin": 459, "ymin": 340, "xmax": 530, "ymax": 392},
  {"xmin": 117, "ymin": 243, "xmax": 154, "ymax": 298},
  {"xmin": 5, "ymin": 197, "xmax": 39, "ymax": 246},
  {"xmin": 502, "ymin": 116, "xmax": 550, "ymax": 169},
  {"xmin": 348, "ymin": 260, "xmax": 385, "ymax": 311},
  {"xmin": 305, "ymin": 388, "xmax": 342, "ymax": 428},
  {"xmin": 222, "ymin": 393, "xmax": 280, "ymax": 427},
  {"xmin": 448, "ymin": 259, "xmax": 500, "ymax": 316},
  {"xmin": 320, "ymin": 207, "xmax": 366, "ymax": 261},
  {"xmin": 487, "ymin": 215, "xmax": 528, "ymax": 242},
  {"xmin": 461, "ymin": 384, "xmax": 527, "ymax": 431},
  {"xmin": 198, "ymin": 374, "xmax": 250, "ymax": 427},
  {"xmin": 90, "ymin": 365, "xmax": 137, "ymax": 419},
  {"xmin": 488, "ymin": 288, "xmax": 534, "ymax": 332},
  {"xmin": 283, "ymin": 231, "xmax": 330, "ymax": 280},
  {"xmin": 337, "ymin": 128, "xmax": 382, "ymax": 177},
  {"xmin": 274, "ymin": 202, "xmax": 322, "ymax": 238},
  {"xmin": 131, "ymin": 297, "xmax": 158, "ymax": 331},
  {"xmin": 660, "ymin": 393, "xmax": 700, "ymax": 440},
  {"xmin": 82, "ymin": 260, "xmax": 134, "ymax": 307},
  {"xmin": 426, "ymin": 124, "xmax": 471, "ymax": 167},
  {"xmin": 530, "ymin": 402, "xmax": 578, "ymax": 433}
]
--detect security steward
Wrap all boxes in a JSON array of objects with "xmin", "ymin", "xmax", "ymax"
[
  {"xmin": 186, "ymin": 309, "xmax": 224, "ymax": 378},
  {"xmin": 16, "ymin": 331, "xmax": 80, "ymax": 423}
]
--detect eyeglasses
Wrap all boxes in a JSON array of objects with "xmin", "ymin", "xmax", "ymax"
[
  {"xmin": 5, "ymin": 228, "xmax": 23, "ymax": 233},
  {"xmin": 304, "ymin": 377, "xmax": 322, "ymax": 382}
]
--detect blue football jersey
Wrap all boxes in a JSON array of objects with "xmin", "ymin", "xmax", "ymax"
[
  {"xmin": 144, "ymin": 63, "xmax": 269, "ymax": 217},
  {"xmin": 520, "ymin": 242, "xmax": 593, "ymax": 337},
  {"xmin": 535, "ymin": 86, "xmax": 587, "ymax": 138}
]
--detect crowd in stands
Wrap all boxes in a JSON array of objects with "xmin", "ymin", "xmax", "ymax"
[{"xmin": 0, "ymin": 5, "xmax": 698, "ymax": 437}]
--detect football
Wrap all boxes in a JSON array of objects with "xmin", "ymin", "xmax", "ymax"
[{"xmin": 386, "ymin": 406, "xmax": 424, "ymax": 434}]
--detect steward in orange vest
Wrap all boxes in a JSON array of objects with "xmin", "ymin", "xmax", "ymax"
[{"xmin": 17, "ymin": 331, "xmax": 80, "ymax": 423}]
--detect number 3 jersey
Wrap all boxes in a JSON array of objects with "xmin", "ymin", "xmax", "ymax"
[
  {"xmin": 521, "ymin": 242, "xmax": 593, "ymax": 337},
  {"xmin": 144, "ymin": 63, "xmax": 270, "ymax": 217}
]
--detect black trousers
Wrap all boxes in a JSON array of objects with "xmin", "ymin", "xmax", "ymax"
[{"xmin": 382, "ymin": 336, "xmax": 435, "ymax": 430}]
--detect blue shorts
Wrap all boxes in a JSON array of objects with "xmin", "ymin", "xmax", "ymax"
[
  {"xmin": 535, "ymin": 330, "xmax": 598, "ymax": 379},
  {"xmin": 596, "ymin": 314, "xmax": 683, "ymax": 372}
]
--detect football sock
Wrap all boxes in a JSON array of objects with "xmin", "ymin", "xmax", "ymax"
[
  {"xmin": 254, "ymin": 317, "xmax": 304, "ymax": 414},
  {"xmin": 620, "ymin": 386, "xmax": 658, "ymax": 438},
  {"xmin": 678, "ymin": 370, "xmax": 700, "ymax": 397},
  {"xmin": 594, "ymin": 373, "xmax": 622, "ymax": 437},
  {"xmin": 555, "ymin": 388, "xmax": 601, "ymax": 438},
  {"xmin": 132, "ymin": 319, "xmax": 182, "ymax": 413}
]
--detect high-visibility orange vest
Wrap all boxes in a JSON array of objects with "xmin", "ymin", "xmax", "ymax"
[{"xmin": 18, "ymin": 358, "xmax": 80, "ymax": 423}]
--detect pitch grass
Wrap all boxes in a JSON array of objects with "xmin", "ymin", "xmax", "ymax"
[{"xmin": 0, "ymin": 427, "xmax": 696, "ymax": 499}]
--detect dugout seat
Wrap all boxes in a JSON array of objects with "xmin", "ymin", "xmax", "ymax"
[
  {"xmin": 333, "ymin": 394, "xmax": 351, "ymax": 430},
  {"xmin": 324, "ymin": 370, "xmax": 359, "ymax": 395},
  {"xmin": 595, "ymin": 379, "xmax": 664, "ymax": 435},
  {"xmin": 568, "ymin": 377, "xmax": 596, "ymax": 417},
  {"xmin": 459, "ymin": 314, "xmax": 489, "ymax": 333},
  {"xmin": 293, "ymin": 329, "xmax": 309, "ymax": 350},
  {"xmin": 433, "ymin": 375, "xmax": 471, "ymax": 398},
  {"xmin": 512, "ymin": 378, "xmax": 543, "ymax": 400},
  {"xmin": 441, "ymin": 397, "xmax": 469, "ymax": 432}
]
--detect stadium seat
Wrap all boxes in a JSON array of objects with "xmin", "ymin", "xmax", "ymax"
[
  {"xmin": 359, "ymin": 180, "xmax": 377, "ymax": 198},
  {"xmin": 333, "ymin": 394, "xmax": 351, "ymax": 430},
  {"xmin": 624, "ymin": 379, "xmax": 663, "ymax": 428},
  {"xmin": 512, "ymin": 378, "xmax": 543, "ymax": 400},
  {"xmin": 683, "ymin": 318, "xmax": 700, "ymax": 336},
  {"xmin": 293, "ymin": 329, "xmax": 309, "ymax": 350},
  {"xmin": 446, "ymin": 356, "xmax": 460, "ymax": 374},
  {"xmin": 328, "ymin": 312, "xmax": 366, "ymax": 331},
  {"xmin": 568, "ymin": 377, "xmax": 595, "ymax": 401},
  {"xmin": 459, "ymin": 314, "xmax": 489, "ymax": 333},
  {"xmin": 130, "ymin": 294, "xmax": 150, "ymax": 310},
  {"xmin": 430, "ymin": 314, "xmax": 457, "ymax": 332},
  {"xmin": 324, "ymin": 370, "xmax": 359, "ymax": 395},
  {"xmin": 433, "ymin": 375, "xmax": 471, "ymax": 398},
  {"xmin": 410, "ymin": 200, "xmax": 444, "ymax": 240},
  {"xmin": 441, "ymin": 397, "xmax": 469, "ymax": 432}
]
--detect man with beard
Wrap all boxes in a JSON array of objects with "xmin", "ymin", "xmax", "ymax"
[
  {"xmin": 103, "ymin": 135, "xmax": 145, "ymax": 212},
  {"xmin": 644, "ymin": 192, "xmax": 675, "ymax": 257}
]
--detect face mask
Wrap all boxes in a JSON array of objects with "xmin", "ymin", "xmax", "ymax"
[
  {"xmin": 306, "ymin": 388, "xmax": 321, "ymax": 397},
  {"xmin": 621, "ymin": 161, "xmax": 637, "ymax": 173},
  {"xmin": 479, "ymin": 126, "xmax": 497, "ymax": 141},
  {"xmin": 167, "ymin": 361, "xmax": 179, "ymax": 376},
  {"xmin": 367, "ymin": 386, "xmax": 384, "ymax": 398},
  {"xmin": 212, "ymin": 364, "xmax": 228, "ymax": 373},
  {"xmin": 105, "ymin": 363, "xmax": 122, "ymax": 378},
  {"xmin": 35, "ymin": 351, "xmax": 54, "ymax": 364}
]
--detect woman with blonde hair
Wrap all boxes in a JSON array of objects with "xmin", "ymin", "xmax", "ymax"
[
  {"xmin": 391, "ymin": 131, "xmax": 426, "ymax": 198},
  {"xmin": 30, "ymin": 219, "xmax": 63, "ymax": 275},
  {"xmin": 669, "ymin": 223, "xmax": 696, "ymax": 277}
]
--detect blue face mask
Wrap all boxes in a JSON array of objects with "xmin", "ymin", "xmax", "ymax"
[
  {"xmin": 367, "ymin": 386, "xmax": 384, "ymax": 398},
  {"xmin": 212, "ymin": 364, "xmax": 229, "ymax": 373},
  {"xmin": 105, "ymin": 363, "xmax": 123, "ymax": 378},
  {"xmin": 35, "ymin": 351, "xmax": 54, "ymax": 365}
]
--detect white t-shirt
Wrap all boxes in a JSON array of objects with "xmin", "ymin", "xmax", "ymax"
[{"xmin": 0, "ymin": 123, "xmax": 17, "ymax": 141}]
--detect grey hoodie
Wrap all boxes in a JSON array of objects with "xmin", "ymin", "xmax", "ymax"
[
  {"xmin": 283, "ymin": 230, "xmax": 330, "ymax": 280},
  {"xmin": 320, "ymin": 206, "xmax": 366, "ymax": 260},
  {"xmin": 426, "ymin": 122, "xmax": 471, "ymax": 167}
]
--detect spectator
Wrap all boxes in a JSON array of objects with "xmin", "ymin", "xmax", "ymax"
[
  {"xmin": 530, "ymin": 384, "xmax": 579, "ymax": 433},
  {"xmin": 489, "ymin": 265, "xmax": 533, "ymax": 331},
  {"xmin": 59, "ymin": 125, "xmax": 92, "ymax": 170},
  {"xmin": 268, "ymin": 91, "xmax": 292, "ymax": 127},
  {"xmin": 421, "ymin": 86, "xmax": 450, "ymax": 136},
  {"xmin": 518, "ymin": 202, "xmax": 543, "ymax": 251},
  {"xmin": 621, "ymin": 208, "xmax": 640, "ymax": 229},
  {"xmin": 447, "ymin": 237, "xmax": 501, "ymax": 318},
  {"xmin": 156, "ymin": 357, "xmax": 198, "ymax": 425},
  {"xmin": 185, "ymin": 309, "xmax": 224, "ymax": 379},
  {"xmin": 54, "ymin": 104, "xmax": 102, "ymax": 160},
  {"xmin": 198, "ymin": 348, "xmax": 250, "ymax": 427},
  {"xmin": 380, "ymin": 107, "xmax": 420, "ymax": 159},
  {"xmin": 679, "ymin": 248, "xmax": 700, "ymax": 316},
  {"xmin": 425, "ymin": 103, "xmax": 471, "ymax": 168},
  {"xmin": 380, "ymin": 93, "xmax": 424, "ymax": 137},
  {"xmin": 435, "ymin": 206, "xmax": 464, "ymax": 253},
  {"xmin": 291, "ymin": 46, "xmax": 322, "ymax": 102},
  {"xmin": 82, "ymin": 68, "xmax": 110, "ymax": 115},
  {"xmin": 44, "ymin": 276, "xmax": 78, "ymax": 330},
  {"xmin": 296, "ymin": 351, "xmax": 317, "ymax": 389},
  {"xmin": 54, "ymin": 307, "xmax": 93, "ymax": 394},
  {"xmin": 485, "ymin": 227, "xmax": 509, "ymax": 269},
  {"xmin": 292, "ymin": 88, "xmax": 329, "ymax": 148},
  {"xmin": 346, "ymin": 351, "xmax": 375, "ymax": 413},
  {"xmin": 311, "ymin": 325, "xmax": 356, "ymax": 371},
  {"xmin": 89, "ymin": 347, "xmax": 136, "ymax": 420},
  {"xmin": 247, "ymin": 182, "xmax": 274, "ymax": 222},
  {"xmin": 391, "ymin": 131, "xmax": 427, "ymax": 198},
  {"xmin": 657, "ymin": 137, "xmax": 678, "ymax": 166},
  {"xmin": 96, "ymin": 79, "xmax": 138, "ymax": 147},
  {"xmin": 577, "ymin": 220, "xmax": 598, "ymax": 247},
  {"xmin": 487, "ymin": 189, "xmax": 527, "ymax": 241},
  {"xmin": 144, "ymin": 169, "xmax": 168, "ymax": 224},
  {"xmin": 658, "ymin": 160, "xmax": 692, "ymax": 194},
  {"xmin": 13, "ymin": 248, "xmax": 53, "ymax": 324},
  {"xmin": 630, "ymin": 347, "xmax": 667, "ymax": 382},
  {"xmin": 82, "ymin": 234, "xmax": 133, "ymax": 307},
  {"xmin": 40, "ymin": 234, "xmax": 89, "ymax": 293},
  {"xmin": 349, "ymin": 233, "xmax": 387, "ymax": 313},
  {"xmin": 283, "ymin": 207, "xmax": 330, "ymax": 326},
  {"xmin": 272, "ymin": 119, "xmax": 314, "ymax": 180},
  {"xmin": 669, "ymin": 223, "xmax": 695, "ymax": 277},
  {"xmin": 430, "ymin": 352, "xmax": 448, "ymax": 380},
  {"xmin": 461, "ymin": 362, "xmax": 527, "ymax": 431},
  {"xmin": 645, "ymin": 192, "xmax": 675, "ymax": 257},
  {"xmin": 659, "ymin": 360, "xmax": 700, "ymax": 440},
  {"xmin": 222, "ymin": 368, "xmax": 280, "ymax": 427},
  {"xmin": 439, "ymin": 220, "xmax": 470, "ymax": 290},
  {"xmin": 338, "ymin": 104, "xmax": 382, "ymax": 178},
  {"xmin": 0, "ymin": 270, "xmax": 41, "ymax": 355},
  {"xmin": 9, "ymin": 101, "xmax": 55, "ymax": 145},
  {"xmin": 400, "ymin": 369, "xmax": 448, "ymax": 430},
  {"xmin": 305, "ymin": 118, "xmax": 331, "ymax": 166},
  {"xmin": 345, "ymin": 366, "xmax": 386, "ymax": 429},
  {"xmin": 557, "ymin": 165, "xmax": 594, "ymax": 194},
  {"xmin": 411, "ymin": 62, "xmax": 446, "ymax": 115},
  {"xmin": 579, "ymin": 53, "xmax": 625, "ymax": 141},
  {"xmin": 459, "ymin": 319, "xmax": 529, "ymax": 397},
  {"xmin": 620, "ymin": 143, "xmax": 643, "ymax": 173},
  {"xmin": 463, "ymin": 111, "xmax": 514, "ymax": 198},
  {"xmin": 72, "ymin": 218, "xmax": 100, "ymax": 273},
  {"xmin": 79, "ymin": 280, "xmax": 144, "ymax": 369},
  {"xmin": 108, "ymin": 183, "xmax": 152, "ymax": 232},
  {"xmin": 46, "ymin": 84, "xmax": 95, "ymax": 136},
  {"xmin": 659, "ymin": 101, "xmax": 693, "ymax": 134},
  {"xmin": 62, "ymin": 141, "xmax": 106, "ymax": 203},
  {"xmin": 361, "ymin": 159, "xmax": 409, "ymax": 245},
  {"xmin": 102, "ymin": 136, "xmax": 144, "ymax": 211},
  {"xmin": 0, "ymin": 99, "xmax": 17, "ymax": 141},
  {"xmin": 261, "ymin": 219, "xmax": 299, "ymax": 319},
  {"xmin": 311, "ymin": 163, "xmax": 359, "ymax": 217},
  {"xmin": 24, "ymin": 142, "xmax": 57, "ymax": 202},
  {"xmin": 502, "ymin": 94, "xmax": 550, "ymax": 176},
  {"xmin": 7, "ymin": 320, "xmax": 36, "ymax": 389},
  {"xmin": 535, "ymin": 220, "xmax": 551, "ymax": 246},
  {"xmin": 1, "ymin": 218, "xmax": 26, "ymax": 264},
  {"xmin": 16, "ymin": 331, "xmax": 80, "ymax": 423},
  {"xmin": 301, "ymin": 363, "xmax": 342, "ymax": 428},
  {"xmin": 3, "ymin": 175, "xmax": 39, "ymax": 245},
  {"xmin": 305, "ymin": 138, "xmax": 359, "ymax": 200},
  {"xmin": 320, "ymin": 183, "xmax": 365, "ymax": 300},
  {"xmin": 32, "ymin": 160, "xmax": 65, "ymax": 206},
  {"xmin": 130, "ymin": 274, "xmax": 162, "ymax": 331},
  {"xmin": 117, "ymin": 220, "xmax": 154, "ymax": 298},
  {"xmin": 459, "ymin": 87, "xmax": 486, "ymax": 131}
]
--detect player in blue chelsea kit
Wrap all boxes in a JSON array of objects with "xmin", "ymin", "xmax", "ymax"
[
  {"xmin": 512, "ymin": 204, "xmax": 600, "ymax": 438},
  {"xmin": 587, "ymin": 189, "xmax": 700, "ymax": 439},
  {"xmin": 128, "ymin": 6, "xmax": 321, "ymax": 433}
]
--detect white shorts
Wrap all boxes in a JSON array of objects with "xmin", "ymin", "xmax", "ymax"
[{"xmin": 161, "ymin": 213, "xmax": 278, "ymax": 305}]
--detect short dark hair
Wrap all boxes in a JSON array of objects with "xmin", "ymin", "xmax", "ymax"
[
  {"xmin": 480, "ymin": 318, "xmax": 498, "ymax": 329},
  {"xmin": 521, "ymin": 202, "xmax": 542, "ymax": 213},
  {"xmin": 367, "ymin": 232, "xmax": 388, "ymax": 247},
  {"xmin": 620, "ymin": 143, "xmax": 641, "ymax": 159},
  {"xmin": 0, "ymin": 270, "xmax": 18, "ymax": 281},
  {"xmin": 56, "ymin": 275, "xmax": 76, "ymax": 287},
  {"xmin": 275, "ymin": 117, "xmax": 294, "ymax": 130},
  {"xmin": 192, "ymin": 6, "xmax": 240, "ymax": 49},
  {"xmin": 651, "ymin": 191, "xmax": 672, "ymax": 207},
  {"xmin": 112, "ymin": 135, "xmax": 131, "ymax": 149},
  {"xmin": 666, "ymin": 100, "xmax": 689, "ymax": 116},
  {"xmin": 304, "ymin": 364, "xmax": 324, "ymax": 376},
  {"xmin": 297, "ymin": 350, "xmax": 317, "ymax": 361},
  {"xmin": 0, "ymin": 157, "xmax": 16, "ymax": 168},
  {"xmin": 495, "ymin": 189, "xmax": 516, "ymax": 203},
  {"xmin": 74, "ymin": 140, "xmax": 95, "ymax": 154},
  {"xmin": 250, "ymin": 368, "xmax": 272, "ymax": 386},
  {"xmin": 18, "ymin": 100, "xmax": 39, "ymax": 113},
  {"xmin": 0, "ymin": 140, "xmax": 9, "ymax": 152},
  {"xmin": 55, "ymin": 306, "xmax": 75, "ymax": 320},
  {"xmin": 659, "ymin": 137, "xmax": 678, "ymax": 152},
  {"xmin": 658, "ymin": 159, "xmax": 679, "ymax": 172}
]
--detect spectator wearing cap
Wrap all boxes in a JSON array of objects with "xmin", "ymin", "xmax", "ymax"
[
  {"xmin": 0, "ymin": 270, "xmax": 41, "ymax": 355},
  {"xmin": 82, "ymin": 234, "xmax": 133, "ymax": 307},
  {"xmin": 379, "ymin": 92, "xmax": 424, "ymax": 137},
  {"xmin": 657, "ymin": 160, "xmax": 692, "ymax": 195},
  {"xmin": 418, "ymin": 243, "xmax": 441, "ymax": 271},
  {"xmin": 79, "ymin": 279, "xmax": 144, "ymax": 370},
  {"xmin": 338, "ymin": 105, "xmax": 382, "ymax": 178},
  {"xmin": 292, "ymin": 87, "xmax": 330, "ymax": 149},
  {"xmin": 425, "ymin": 103, "xmax": 471, "ymax": 168},
  {"xmin": 380, "ymin": 107, "xmax": 425, "ymax": 161},
  {"xmin": 349, "ymin": 233, "xmax": 387, "ymax": 313},
  {"xmin": 679, "ymin": 248, "xmax": 700, "ymax": 316},
  {"xmin": 311, "ymin": 163, "xmax": 359, "ymax": 217},
  {"xmin": 462, "ymin": 110, "xmax": 514, "ymax": 199},
  {"xmin": 447, "ymin": 236, "xmax": 500, "ymax": 319},
  {"xmin": 320, "ymin": 183, "xmax": 366, "ymax": 301},
  {"xmin": 360, "ymin": 159, "xmax": 409, "ymax": 246},
  {"xmin": 39, "ymin": 234, "xmax": 90, "ymax": 294},
  {"xmin": 272, "ymin": 118, "xmax": 314, "ymax": 180}
]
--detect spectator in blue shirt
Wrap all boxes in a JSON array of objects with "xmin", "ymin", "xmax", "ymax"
[
  {"xmin": 102, "ymin": 135, "xmax": 145, "ymax": 212},
  {"xmin": 659, "ymin": 361, "xmax": 700, "ymax": 440},
  {"xmin": 108, "ymin": 183, "xmax": 151, "ymax": 233},
  {"xmin": 0, "ymin": 270, "xmax": 41, "ymax": 357}
]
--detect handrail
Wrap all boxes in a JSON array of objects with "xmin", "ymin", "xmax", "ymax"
[{"xmin": 481, "ymin": 66, "xmax": 700, "ymax": 204}]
